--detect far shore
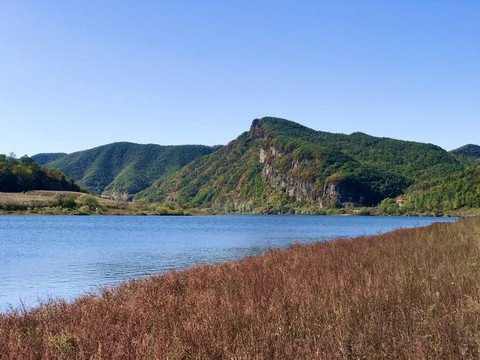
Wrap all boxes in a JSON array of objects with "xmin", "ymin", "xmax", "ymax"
[{"xmin": 0, "ymin": 190, "xmax": 477, "ymax": 217}]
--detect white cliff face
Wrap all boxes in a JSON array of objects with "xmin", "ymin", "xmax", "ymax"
[
  {"xmin": 259, "ymin": 146, "xmax": 283, "ymax": 164},
  {"xmin": 259, "ymin": 147, "xmax": 320, "ymax": 203},
  {"xmin": 252, "ymin": 118, "xmax": 367, "ymax": 207},
  {"xmin": 259, "ymin": 148, "xmax": 266, "ymax": 163},
  {"xmin": 257, "ymin": 146, "xmax": 361, "ymax": 207}
]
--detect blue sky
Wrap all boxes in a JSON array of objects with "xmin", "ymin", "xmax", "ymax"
[{"xmin": 1, "ymin": 1, "xmax": 478, "ymax": 156}]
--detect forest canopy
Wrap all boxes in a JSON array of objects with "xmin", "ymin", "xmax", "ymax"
[{"xmin": 0, "ymin": 154, "xmax": 85, "ymax": 193}]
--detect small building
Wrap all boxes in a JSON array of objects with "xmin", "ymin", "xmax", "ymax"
[{"xmin": 396, "ymin": 199, "xmax": 405, "ymax": 206}]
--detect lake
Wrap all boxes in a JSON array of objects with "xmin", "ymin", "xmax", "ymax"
[{"xmin": 0, "ymin": 215, "xmax": 455, "ymax": 311}]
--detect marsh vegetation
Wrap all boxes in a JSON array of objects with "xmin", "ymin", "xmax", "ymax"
[{"xmin": 1, "ymin": 218, "xmax": 479, "ymax": 358}]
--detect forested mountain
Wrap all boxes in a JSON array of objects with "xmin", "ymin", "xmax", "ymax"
[
  {"xmin": 31, "ymin": 153, "xmax": 67, "ymax": 165},
  {"xmin": 451, "ymin": 144, "xmax": 480, "ymax": 159},
  {"xmin": 408, "ymin": 166, "xmax": 480, "ymax": 211},
  {"xmin": 41, "ymin": 142, "xmax": 220, "ymax": 195},
  {"xmin": 26, "ymin": 117, "xmax": 473, "ymax": 214},
  {"xmin": 139, "ymin": 117, "xmax": 466, "ymax": 213},
  {"xmin": 378, "ymin": 166, "xmax": 480, "ymax": 215},
  {"xmin": 0, "ymin": 154, "xmax": 84, "ymax": 193}
]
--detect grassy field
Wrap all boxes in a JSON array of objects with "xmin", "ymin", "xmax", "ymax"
[
  {"xmin": 0, "ymin": 191, "xmax": 112, "ymax": 208},
  {"xmin": 1, "ymin": 218, "xmax": 480, "ymax": 358},
  {"xmin": 0, "ymin": 191, "xmax": 188, "ymax": 215}
]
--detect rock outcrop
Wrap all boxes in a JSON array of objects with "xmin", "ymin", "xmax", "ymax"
[{"xmin": 259, "ymin": 146, "xmax": 319, "ymax": 202}]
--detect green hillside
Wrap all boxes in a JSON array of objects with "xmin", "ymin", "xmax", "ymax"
[
  {"xmin": 45, "ymin": 142, "xmax": 220, "ymax": 195},
  {"xmin": 451, "ymin": 144, "xmax": 480, "ymax": 159},
  {"xmin": 377, "ymin": 166, "xmax": 480, "ymax": 216},
  {"xmin": 30, "ymin": 152, "xmax": 67, "ymax": 165},
  {"xmin": 0, "ymin": 154, "xmax": 84, "ymax": 193},
  {"xmin": 139, "ymin": 117, "xmax": 465, "ymax": 213}
]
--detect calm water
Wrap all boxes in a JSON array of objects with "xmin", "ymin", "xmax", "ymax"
[{"xmin": 0, "ymin": 215, "xmax": 455, "ymax": 311}]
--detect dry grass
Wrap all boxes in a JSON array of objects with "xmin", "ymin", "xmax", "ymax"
[
  {"xmin": 0, "ymin": 191, "xmax": 126, "ymax": 214},
  {"xmin": 1, "ymin": 218, "xmax": 480, "ymax": 359},
  {"xmin": 0, "ymin": 191, "xmax": 82, "ymax": 208},
  {"xmin": 0, "ymin": 190, "xmax": 116, "ymax": 207}
]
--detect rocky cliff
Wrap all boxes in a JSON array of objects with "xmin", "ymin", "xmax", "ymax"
[{"xmin": 139, "ymin": 117, "xmax": 465, "ymax": 213}]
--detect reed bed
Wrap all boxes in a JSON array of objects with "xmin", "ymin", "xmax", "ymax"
[{"xmin": 1, "ymin": 218, "xmax": 480, "ymax": 359}]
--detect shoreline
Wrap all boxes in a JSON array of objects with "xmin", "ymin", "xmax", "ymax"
[
  {"xmin": 2, "ymin": 218, "xmax": 479, "ymax": 358},
  {"xmin": 1, "ymin": 191, "xmax": 478, "ymax": 217},
  {"xmin": 0, "ymin": 210, "xmax": 467, "ymax": 217}
]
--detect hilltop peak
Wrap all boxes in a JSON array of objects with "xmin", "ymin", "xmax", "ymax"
[
  {"xmin": 249, "ymin": 117, "xmax": 318, "ymax": 141},
  {"xmin": 451, "ymin": 144, "xmax": 480, "ymax": 159},
  {"xmin": 41, "ymin": 143, "xmax": 219, "ymax": 195},
  {"xmin": 249, "ymin": 118, "xmax": 267, "ymax": 140},
  {"xmin": 140, "ymin": 117, "xmax": 465, "ymax": 212}
]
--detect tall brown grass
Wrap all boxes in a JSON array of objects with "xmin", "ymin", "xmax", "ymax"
[{"xmin": 1, "ymin": 218, "xmax": 480, "ymax": 359}]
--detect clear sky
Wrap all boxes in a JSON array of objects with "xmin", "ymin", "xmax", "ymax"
[{"xmin": 1, "ymin": 1, "xmax": 478, "ymax": 156}]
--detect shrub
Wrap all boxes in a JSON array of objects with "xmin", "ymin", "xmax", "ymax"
[
  {"xmin": 53, "ymin": 195, "xmax": 77, "ymax": 210},
  {"xmin": 48, "ymin": 333, "xmax": 77, "ymax": 358},
  {"xmin": 76, "ymin": 205, "xmax": 90, "ymax": 215},
  {"xmin": 77, "ymin": 194, "xmax": 100, "ymax": 210},
  {"xmin": 357, "ymin": 207, "xmax": 371, "ymax": 216}
]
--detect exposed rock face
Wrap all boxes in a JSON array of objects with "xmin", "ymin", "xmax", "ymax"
[
  {"xmin": 323, "ymin": 181, "xmax": 343, "ymax": 205},
  {"xmin": 259, "ymin": 146, "xmax": 320, "ymax": 203},
  {"xmin": 259, "ymin": 148, "xmax": 267, "ymax": 163},
  {"xmin": 258, "ymin": 145, "xmax": 367, "ymax": 207},
  {"xmin": 261, "ymin": 161, "xmax": 317, "ymax": 200},
  {"xmin": 253, "ymin": 118, "xmax": 369, "ymax": 207},
  {"xmin": 323, "ymin": 176, "xmax": 367, "ymax": 206},
  {"xmin": 249, "ymin": 118, "xmax": 266, "ymax": 140}
]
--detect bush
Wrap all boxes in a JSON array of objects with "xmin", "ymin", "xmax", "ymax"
[
  {"xmin": 357, "ymin": 207, "xmax": 371, "ymax": 216},
  {"xmin": 77, "ymin": 194, "xmax": 100, "ymax": 210},
  {"xmin": 76, "ymin": 205, "xmax": 90, "ymax": 215},
  {"xmin": 53, "ymin": 195, "xmax": 77, "ymax": 210},
  {"xmin": 48, "ymin": 333, "xmax": 77, "ymax": 358},
  {"xmin": 154, "ymin": 204, "xmax": 185, "ymax": 215}
]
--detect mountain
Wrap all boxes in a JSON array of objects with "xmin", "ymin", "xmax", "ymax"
[
  {"xmin": 42, "ymin": 142, "xmax": 220, "ymax": 195},
  {"xmin": 378, "ymin": 165, "xmax": 480, "ymax": 215},
  {"xmin": 450, "ymin": 144, "xmax": 480, "ymax": 159},
  {"xmin": 139, "ymin": 117, "xmax": 465, "ymax": 213},
  {"xmin": 0, "ymin": 154, "xmax": 85, "ymax": 193},
  {"xmin": 30, "ymin": 153, "xmax": 67, "ymax": 165}
]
